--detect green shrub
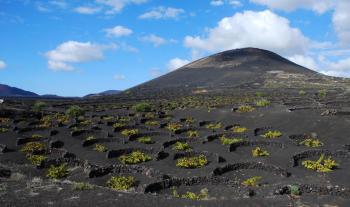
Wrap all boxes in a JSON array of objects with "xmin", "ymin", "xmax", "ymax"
[
  {"xmin": 299, "ymin": 90, "xmax": 306, "ymax": 95},
  {"xmin": 145, "ymin": 120, "xmax": 159, "ymax": 126},
  {"xmin": 107, "ymin": 176, "xmax": 135, "ymax": 191},
  {"xmin": 0, "ymin": 128, "xmax": 9, "ymax": 133},
  {"xmin": 236, "ymin": 105, "xmax": 255, "ymax": 113},
  {"xmin": 302, "ymin": 154, "xmax": 338, "ymax": 172},
  {"xmin": 172, "ymin": 142, "xmax": 192, "ymax": 151},
  {"xmin": 262, "ymin": 130, "xmax": 282, "ymax": 139},
  {"xmin": 289, "ymin": 185, "xmax": 301, "ymax": 196},
  {"xmin": 32, "ymin": 101, "xmax": 46, "ymax": 113},
  {"xmin": 242, "ymin": 176, "xmax": 262, "ymax": 187},
  {"xmin": 299, "ymin": 139, "xmax": 323, "ymax": 148},
  {"xmin": 121, "ymin": 129, "xmax": 139, "ymax": 137},
  {"xmin": 187, "ymin": 130, "xmax": 199, "ymax": 138},
  {"xmin": 132, "ymin": 102, "xmax": 152, "ymax": 112},
  {"xmin": 27, "ymin": 155, "xmax": 47, "ymax": 166},
  {"xmin": 252, "ymin": 147, "xmax": 269, "ymax": 157},
  {"xmin": 205, "ymin": 122, "xmax": 222, "ymax": 130},
  {"xmin": 220, "ymin": 135, "xmax": 243, "ymax": 145},
  {"xmin": 46, "ymin": 164, "xmax": 69, "ymax": 179},
  {"xmin": 113, "ymin": 122, "xmax": 126, "ymax": 128},
  {"xmin": 94, "ymin": 144, "xmax": 108, "ymax": 152},
  {"xmin": 85, "ymin": 136, "xmax": 96, "ymax": 141},
  {"xmin": 31, "ymin": 134, "xmax": 44, "ymax": 139},
  {"xmin": 256, "ymin": 92, "xmax": 266, "ymax": 98},
  {"xmin": 119, "ymin": 151, "xmax": 151, "ymax": 164},
  {"xmin": 318, "ymin": 89, "xmax": 327, "ymax": 98},
  {"xmin": 166, "ymin": 123, "xmax": 183, "ymax": 133},
  {"xmin": 66, "ymin": 105, "xmax": 85, "ymax": 118},
  {"xmin": 20, "ymin": 142, "xmax": 46, "ymax": 154},
  {"xmin": 173, "ymin": 188, "xmax": 209, "ymax": 200},
  {"xmin": 232, "ymin": 126, "xmax": 247, "ymax": 133},
  {"xmin": 73, "ymin": 182, "xmax": 94, "ymax": 191},
  {"xmin": 144, "ymin": 112, "xmax": 156, "ymax": 119},
  {"xmin": 256, "ymin": 99, "xmax": 270, "ymax": 107},
  {"xmin": 176, "ymin": 155, "xmax": 208, "ymax": 168},
  {"xmin": 137, "ymin": 136, "xmax": 154, "ymax": 144}
]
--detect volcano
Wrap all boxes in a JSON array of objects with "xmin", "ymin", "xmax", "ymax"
[{"xmin": 127, "ymin": 48, "xmax": 346, "ymax": 96}]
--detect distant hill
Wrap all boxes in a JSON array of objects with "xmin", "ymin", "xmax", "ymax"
[
  {"xmin": 84, "ymin": 90, "xmax": 122, "ymax": 98},
  {"xmin": 126, "ymin": 47, "xmax": 348, "ymax": 97},
  {"xmin": 0, "ymin": 84, "xmax": 39, "ymax": 97}
]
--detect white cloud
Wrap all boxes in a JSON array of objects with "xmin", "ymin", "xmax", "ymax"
[
  {"xmin": 184, "ymin": 10, "xmax": 309, "ymax": 57},
  {"xmin": 74, "ymin": 6, "xmax": 101, "ymax": 14},
  {"xmin": 149, "ymin": 68, "xmax": 163, "ymax": 77},
  {"xmin": 288, "ymin": 55, "xmax": 318, "ymax": 70},
  {"xmin": 45, "ymin": 41, "xmax": 114, "ymax": 71},
  {"xmin": 113, "ymin": 74, "xmax": 126, "ymax": 80},
  {"xmin": 0, "ymin": 60, "xmax": 7, "ymax": 70},
  {"xmin": 332, "ymin": 1, "xmax": 350, "ymax": 44},
  {"xmin": 167, "ymin": 58, "xmax": 190, "ymax": 71},
  {"xmin": 229, "ymin": 0, "xmax": 242, "ymax": 7},
  {"xmin": 211, "ymin": 0, "xmax": 242, "ymax": 7},
  {"xmin": 211, "ymin": 0, "xmax": 224, "ymax": 6},
  {"xmin": 49, "ymin": 0, "xmax": 67, "ymax": 9},
  {"xmin": 96, "ymin": 0, "xmax": 148, "ymax": 14},
  {"xmin": 104, "ymin": 25, "xmax": 133, "ymax": 37},
  {"xmin": 139, "ymin": 7, "xmax": 184, "ymax": 20},
  {"xmin": 320, "ymin": 57, "xmax": 350, "ymax": 77},
  {"xmin": 250, "ymin": 0, "xmax": 335, "ymax": 14},
  {"xmin": 140, "ymin": 34, "xmax": 166, "ymax": 47}
]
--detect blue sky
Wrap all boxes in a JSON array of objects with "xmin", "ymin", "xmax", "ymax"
[{"xmin": 0, "ymin": 0, "xmax": 349, "ymax": 96}]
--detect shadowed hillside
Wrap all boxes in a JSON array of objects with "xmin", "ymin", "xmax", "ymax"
[{"xmin": 126, "ymin": 48, "xmax": 349, "ymax": 97}]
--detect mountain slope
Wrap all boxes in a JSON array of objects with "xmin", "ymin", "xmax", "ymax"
[
  {"xmin": 0, "ymin": 84, "xmax": 39, "ymax": 97},
  {"xmin": 127, "ymin": 48, "xmax": 348, "ymax": 96},
  {"xmin": 85, "ymin": 90, "xmax": 122, "ymax": 98}
]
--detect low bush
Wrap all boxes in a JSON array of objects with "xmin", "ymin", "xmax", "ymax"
[
  {"xmin": 172, "ymin": 142, "xmax": 192, "ymax": 151},
  {"xmin": 262, "ymin": 130, "xmax": 282, "ymax": 139},
  {"xmin": 166, "ymin": 123, "xmax": 183, "ymax": 133},
  {"xmin": 302, "ymin": 154, "xmax": 338, "ymax": 172},
  {"xmin": 46, "ymin": 164, "xmax": 69, "ymax": 179},
  {"xmin": 289, "ymin": 185, "xmax": 301, "ymax": 196},
  {"xmin": 173, "ymin": 188, "xmax": 209, "ymax": 200},
  {"xmin": 132, "ymin": 102, "xmax": 152, "ymax": 112},
  {"xmin": 107, "ymin": 176, "xmax": 135, "ymax": 191},
  {"xmin": 145, "ymin": 120, "xmax": 159, "ymax": 126},
  {"xmin": 137, "ymin": 136, "xmax": 154, "ymax": 144},
  {"xmin": 252, "ymin": 147, "xmax": 269, "ymax": 157},
  {"xmin": 256, "ymin": 99, "xmax": 270, "ymax": 107},
  {"xmin": 176, "ymin": 155, "xmax": 208, "ymax": 168},
  {"xmin": 0, "ymin": 128, "xmax": 9, "ymax": 133},
  {"xmin": 32, "ymin": 101, "xmax": 46, "ymax": 113},
  {"xmin": 27, "ymin": 155, "xmax": 47, "ymax": 166},
  {"xmin": 187, "ymin": 130, "xmax": 199, "ymax": 138},
  {"xmin": 242, "ymin": 176, "xmax": 262, "ymax": 187},
  {"xmin": 299, "ymin": 139, "xmax": 323, "ymax": 148},
  {"xmin": 121, "ymin": 129, "xmax": 139, "ymax": 137},
  {"xmin": 220, "ymin": 135, "xmax": 243, "ymax": 145},
  {"xmin": 66, "ymin": 105, "xmax": 85, "ymax": 118},
  {"xmin": 94, "ymin": 144, "xmax": 108, "ymax": 152},
  {"xmin": 205, "ymin": 122, "xmax": 222, "ymax": 130},
  {"xmin": 119, "ymin": 151, "xmax": 151, "ymax": 164},
  {"xmin": 21, "ymin": 142, "xmax": 46, "ymax": 154},
  {"xmin": 232, "ymin": 126, "xmax": 247, "ymax": 133},
  {"xmin": 236, "ymin": 105, "xmax": 255, "ymax": 113}
]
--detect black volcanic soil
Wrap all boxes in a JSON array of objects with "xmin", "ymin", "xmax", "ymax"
[
  {"xmin": 2, "ymin": 89, "xmax": 350, "ymax": 207},
  {"xmin": 2, "ymin": 48, "xmax": 350, "ymax": 206}
]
